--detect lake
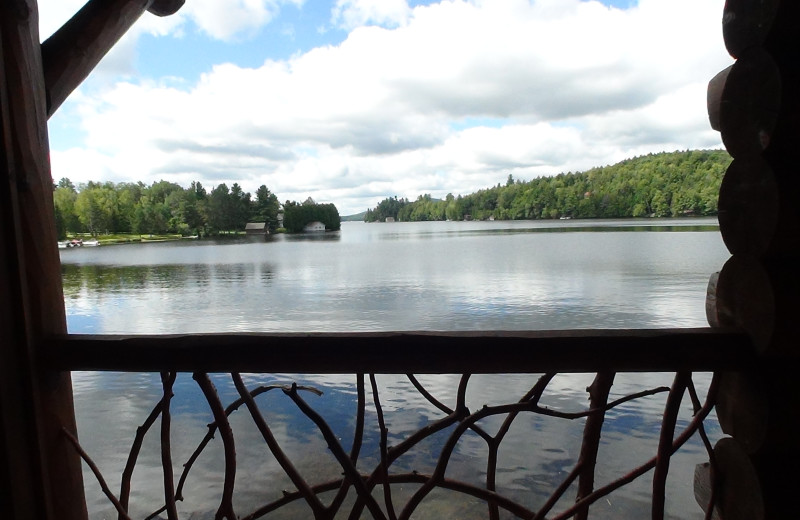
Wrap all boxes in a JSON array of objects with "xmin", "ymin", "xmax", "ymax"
[{"xmin": 61, "ymin": 219, "xmax": 730, "ymax": 519}]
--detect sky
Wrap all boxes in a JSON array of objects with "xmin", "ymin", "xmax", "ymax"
[{"xmin": 40, "ymin": 0, "xmax": 733, "ymax": 216}]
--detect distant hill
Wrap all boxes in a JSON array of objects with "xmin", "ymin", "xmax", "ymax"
[
  {"xmin": 364, "ymin": 149, "xmax": 731, "ymax": 222},
  {"xmin": 341, "ymin": 211, "xmax": 367, "ymax": 222}
]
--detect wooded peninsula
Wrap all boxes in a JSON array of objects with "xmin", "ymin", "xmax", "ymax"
[
  {"xmin": 364, "ymin": 150, "xmax": 730, "ymax": 222},
  {"xmin": 53, "ymin": 179, "xmax": 341, "ymax": 239}
]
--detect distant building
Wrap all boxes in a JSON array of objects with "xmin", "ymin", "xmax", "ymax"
[
  {"xmin": 245, "ymin": 222, "xmax": 268, "ymax": 235},
  {"xmin": 385, "ymin": 217, "xmax": 395, "ymax": 223},
  {"xmin": 303, "ymin": 221, "xmax": 326, "ymax": 232}
]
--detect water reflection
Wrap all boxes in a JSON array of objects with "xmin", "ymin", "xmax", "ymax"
[
  {"xmin": 284, "ymin": 230, "xmax": 342, "ymax": 242},
  {"xmin": 64, "ymin": 220, "xmax": 728, "ymax": 519},
  {"xmin": 61, "ymin": 221, "xmax": 728, "ymax": 334}
]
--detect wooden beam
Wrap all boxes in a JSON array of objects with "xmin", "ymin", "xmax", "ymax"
[
  {"xmin": 0, "ymin": 19, "xmax": 50, "ymax": 520},
  {"xmin": 41, "ymin": 0, "xmax": 183, "ymax": 117},
  {"xmin": 0, "ymin": 1, "xmax": 87, "ymax": 518},
  {"xmin": 43, "ymin": 329, "xmax": 756, "ymax": 374}
]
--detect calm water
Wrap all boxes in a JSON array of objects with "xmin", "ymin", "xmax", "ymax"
[{"xmin": 61, "ymin": 219, "xmax": 730, "ymax": 519}]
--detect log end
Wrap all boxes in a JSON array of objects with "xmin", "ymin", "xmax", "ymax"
[
  {"xmin": 722, "ymin": 0, "xmax": 780, "ymax": 59},
  {"xmin": 148, "ymin": 0, "xmax": 185, "ymax": 17},
  {"xmin": 716, "ymin": 372, "xmax": 768, "ymax": 453},
  {"xmin": 717, "ymin": 158, "xmax": 779, "ymax": 257},
  {"xmin": 712, "ymin": 255, "xmax": 775, "ymax": 351},
  {"xmin": 713, "ymin": 438, "xmax": 765, "ymax": 520},
  {"xmin": 717, "ymin": 49, "xmax": 781, "ymax": 159}
]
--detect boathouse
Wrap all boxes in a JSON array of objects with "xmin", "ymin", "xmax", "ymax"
[
  {"xmin": 303, "ymin": 220, "xmax": 326, "ymax": 232},
  {"xmin": 244, "ymin": 222, "xmax": 268, "ymax": 235},
  {"xmin": 1, "ymin": 1, "xmax": 798, "ymax": 519}
]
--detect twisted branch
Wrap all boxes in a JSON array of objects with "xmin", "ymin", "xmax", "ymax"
[
  {"xmin": 232, "ymin": 373, "xmax": 327, "ymax": 518},
  {"xmin": 652, "ymin": 371, "xmax": 690, "ymax": 520},
  {"xmin": 62, "ymin": 427, "xmax": 133, "ymax": 520},
  {"xmin": 119, "ymin": 397, "xmax": 163, "ymax": 519},
  {"xmin": 194, "ymin": 373, "xmax": 237, "ymax": 520},
  {"xmin": 370, "ymin": 374, "xmax": 398, "ymax": 520},
  {"xmin": 575, "ymin": 371, "xmax": 616, "ymax": 520},
  {"xmin": 549, "ymin": 372, "xmax": 720, "ymax": 520},
  {"xmin": 159, "ymin": 371, "xmax": 179, "ymax": 520},
  {"xmin": 284, "ymin": 382, "xmax": 388, "ymax": 520}
]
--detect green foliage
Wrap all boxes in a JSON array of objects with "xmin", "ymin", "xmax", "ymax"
[
  {"xmin": 364, "ymin": 196, "xmax": 409, "ymax": 222},
  {"xmin": 74, "ymin": 181, "xmax": 117, "ymax": 236},
  {"xmin": 54, "ymin": 178, "xmax": 287, "ymax": 237},
  {"xmin": 53, "ymin": 181, "xmax": 79, "ymax": 240},
  {"xmin": 283, "ymin": 201, "xmax": 341, "ymax": 233},
  {"xmin": 365, "ymin": 150, "xmax": 730, "ymax": 222},
  {"xmin": 252, "ymin": 185, "xmax": 281, "ymax": 230}
]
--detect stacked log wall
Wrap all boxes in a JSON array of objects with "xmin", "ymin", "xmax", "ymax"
[{"xmin": 703, "ymin": 1, "xmax": 800, "ymax": 518}]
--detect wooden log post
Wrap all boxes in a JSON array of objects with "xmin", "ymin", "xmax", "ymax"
[
  {"xmin": 705, "ymin": 0, "xmax": 800, "ymax": 517},
  {"xmin": 2, "ymin": 0, "xmax": 184, "ymax": 519},
  {"xmin": 0, "ymin": 1, "xmax": 87, "ymax": 519},
  {"xmin": 1, "ymin": 30, "xmax": 52, "ymax": 520}
]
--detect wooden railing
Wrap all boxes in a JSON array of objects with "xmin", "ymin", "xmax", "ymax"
[
  {"xmin": 44, "ymin": 329, "xmax": 754, "ymax": 374},
  {"xmin": 44, "ymin": 329, "xmax": 756, "ymax": 520}
]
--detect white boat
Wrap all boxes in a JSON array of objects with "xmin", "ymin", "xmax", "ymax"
[{"xmin": 62, "ymin": 238, "xmax": 99, "ymax": 247}]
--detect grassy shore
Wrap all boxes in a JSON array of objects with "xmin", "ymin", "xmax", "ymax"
[
  {"xmin": 65, "ymin": 233, "xmax": 194, "ymax": 245},
  {"xmin": 64, "ymin": 229, "xmax": 288, "ymax": 245}
]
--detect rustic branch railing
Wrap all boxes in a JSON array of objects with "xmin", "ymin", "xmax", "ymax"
[{"xmin": 44, "ymin": 329, "xmax": 759, "ymax": 519}]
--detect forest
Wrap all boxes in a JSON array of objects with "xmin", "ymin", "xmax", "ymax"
[
  {"xmin": 364, "ymin": 150, "xmax": 731, "ymax": 223},
  {"xmin": 52, "ymin": 178, "xmax": 338, "ymax": 239}
]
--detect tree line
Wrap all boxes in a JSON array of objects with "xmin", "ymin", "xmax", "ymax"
[
  {"xmin": 52, "ymin": 178, "xmax": 339, "ymax": 239},
  {"xmin": 364, "ymin": 150, "xmax": 731, "ymax": 223}
]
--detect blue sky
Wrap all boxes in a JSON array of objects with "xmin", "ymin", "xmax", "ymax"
[{"xmin": 40, "ymin": 0, "xmax": 731, "ymax": 215}]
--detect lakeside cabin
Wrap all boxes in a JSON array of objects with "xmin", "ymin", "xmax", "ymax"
[
  {"xmin": 303, "ymin": 221, "xmax": 326, "ymax": 232},
  {"xmin": 245, "ymin": 222, "xmax": 268, "ymax": 235}
]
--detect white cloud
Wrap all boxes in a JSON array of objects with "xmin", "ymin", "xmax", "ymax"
[
  {"xmin": 40, "ymin": 0, "xmax": 308, "ymax": 40},
  {"xmin": 331, "ymin": 0, "xmax": 411, "ymax": 30},
  {"xmin": 180, "ymin": 0, "xmax": 302, "ymax": 41},
  {"xmin": 47, "ymin": 0, "xmax": 732, "ymax": 215}
]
